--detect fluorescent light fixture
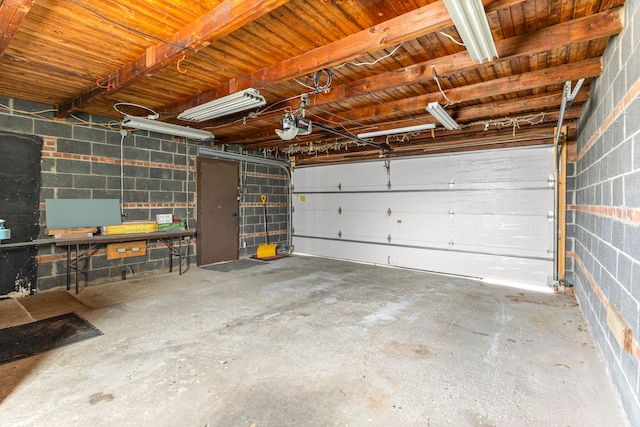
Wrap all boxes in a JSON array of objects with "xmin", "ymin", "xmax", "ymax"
[
  {"xmin": 178, "ymin": 88, "xmax": 266, "ymax": 122},
  {"xmin": 443, "ymin": 0, "xmax": 498, "ymax": 63},
  {"xmin": 426, "ymin": 102, "xmax": 460, "ymax": 130},
  {"xmin": 122, "ymin": 115, "xmax": 214, "ymax": 141},
  {"xmin": 357, "ymin": 123, "xmax": 436, "ymax": 139}
]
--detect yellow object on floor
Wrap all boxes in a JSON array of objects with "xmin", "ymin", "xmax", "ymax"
[
  {"xmin": 256, "ymin": 243, "xmax": 277, "ymax": 259},
  {"xmin": 256, "ymin": 194, "xmax": 277, "ymax": 259}
]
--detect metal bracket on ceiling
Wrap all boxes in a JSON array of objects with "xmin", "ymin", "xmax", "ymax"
[{"xmin": 555, "ymin": 78, "xmax": 585, "ymax": 148}]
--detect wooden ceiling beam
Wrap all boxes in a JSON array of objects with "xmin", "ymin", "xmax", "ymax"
[
  {"xmin": 238, "ymin": 89, "xmax": 589, "ymax": 150},
  {"xmin": 162, "ymin": 0, "xmax": 459, "ymax": 117},
  {"xmin": 313, "ymin": 7, "xmax": 620, "ymax": 105},
  {"xmin": 56, "ymin": 0, "xmax": 291, "ymax": 117},
  {"xmin": 222, "ymin": 8, "xmax": 620, "ymax": 141},
  {"xmin": 236, "ymin": 65, "xmax": 596, "ymax": 148},
  {"xmin": 335, "ymin": 58, "xmax": 601, "ymax": 122},
  {"xmin": 294, "ymin": 118, "xmax": 578, "ymax": 166},
  {"xmin": 169, "ymin": 0, "xmax": 530, "ymax": 116},
  {"xmin": 0, "ymin": 0, "xmax": 35, "ymax": 56}
]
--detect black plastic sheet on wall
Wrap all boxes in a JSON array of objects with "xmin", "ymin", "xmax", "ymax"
[{"xmin": 0, "ymin": 131, "xmax": 42, "ymax": 295}]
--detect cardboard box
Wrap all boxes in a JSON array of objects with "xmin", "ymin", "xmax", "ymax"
[{"xmin": 107, "ymin": 241, "xmax": 147, "ymax": 260}]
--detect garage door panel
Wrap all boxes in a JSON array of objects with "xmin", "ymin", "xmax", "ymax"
[
  {"xmin": 294, "ymin": 161, "xmax": 388, "ymax": 192},
  {"xmin": 451, "ymin": 214, "xmax": 553, "ymax": 251},
  {"xmin": 449, "ymin": 146, "xmax": 553, "ymax": 182},
  {"xmin": 293, "ymin": 146, "xmax": 554, "ymax": 288},
  {"xmin": 451, "ymin": 189, "xmax": 553, "ymax": 215}
]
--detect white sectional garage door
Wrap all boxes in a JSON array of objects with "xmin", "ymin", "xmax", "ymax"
[{"xmin": 292, "ymin": 145, "xmax": 555, "ymax": 288}]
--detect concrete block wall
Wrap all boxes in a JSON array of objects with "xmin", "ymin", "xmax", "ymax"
[
  {"xmin": 0, "ymin": 98, "xmax": 198, "ymax": 291},
  {"xmin": 566, "ymin": 0, "xmax": 640, "ymax": 423},
  {"xmin": 238, "ymin": 162, "xmax": 290, "ymax": 256}
]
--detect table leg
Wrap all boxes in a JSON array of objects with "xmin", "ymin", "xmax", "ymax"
[
  {"xmin": 178, "ymin": 236, "xmax": 183, "ymax": 275},
  {"xmin": 169, "ymin": 236, "xmax": 174, "ymax": 273},
  {"xmin": 75, "ymin": 244, "xmax": 79, "ymax": 294},
  {"xmin": 66, "ymin": 245, "xmax": 71, "ymax": 291}
]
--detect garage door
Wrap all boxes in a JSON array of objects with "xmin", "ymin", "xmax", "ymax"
[{"xmin": 292, "ymin": 145, "xmax": 555, "ymax": 288}]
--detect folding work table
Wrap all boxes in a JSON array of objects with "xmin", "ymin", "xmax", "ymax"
[{"xmin": 54, "ymin": 230, "xmax": 194, "ymax": 293}]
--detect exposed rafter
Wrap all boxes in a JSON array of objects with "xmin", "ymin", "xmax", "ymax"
[
  {"xmin": 56, "ymin": 0, "xmax": 292, "ymax": 117},
  {"xmin": 0, "ymin": 0, "xmax": 626, "ymax": 165},
  {"xmin": 224, "ymin": 8, "xmax": 620, "ymax": 144},
  {"xmin": 161, "ymin": 0, "xmax": 456, "ymax": 116},
  {"xmin": 0, "ymin": 0, "xmax": 35, "ymax": 56},
  {"xmin": 335, "ymin": 59, "xmax": 601, "ymax": 122}
]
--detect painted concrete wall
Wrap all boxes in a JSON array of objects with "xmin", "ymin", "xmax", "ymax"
[
  {"xmin": 0, "ymin": 98, "xmax": 288, "ymax": 294},
  {"xmin": 567, "ymin": 0, "xmax": 640, "ymax": 423}
]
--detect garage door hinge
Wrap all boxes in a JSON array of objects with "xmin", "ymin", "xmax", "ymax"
[
  {"xmin": 338, "ymin": 207, "xmax": 342, "ymax": 215},
  {"xmin": 387, "ymin": 208, "xmax": 392, "ymax": 216},
  {"xmin": 449, "ymin": 209, "xmax": 454, "ymax": 217},
  {"xmin": 387, "ymin": 234, "xmax": 392, "ymax": 243},
  {"xmin": 338, "ymin": 183, "xmax": 342, "ymax": 191},
  {"xmin": 449, "ymin": 179, "xmax": 455, "ymax": 189},
  {"xmin": 449, "ymin": 238, "xmax": 455, "ymax": 246},
  {"xmin": 548, "ymin": 211, "xmax": 555, "ymax": 221},
  {"xmin": 338, "ymin": 230, "xmax": 342, "ymax": 239},
  {"xmin": 548, "ymin": 175, "xmax": 555, "ymax": 188}
]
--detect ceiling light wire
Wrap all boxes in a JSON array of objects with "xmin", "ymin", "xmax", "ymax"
[
  {"xmin": 113, "ymin": 102, "xmax": 159, "ymax": 119},
  {"xmin": 332, "ymin": 44, "xmax": 405, "ymax": 70},
  {"xmin": 438, "ymin": 31, "xmax": 465, "ymax": 46},
  {"xmin": 0, "ymin": 101, "xmax": 120, "ymax": 130},
  {"xmin": 432, "ymin": 66, "xmax": 456, "ymax": 106}
]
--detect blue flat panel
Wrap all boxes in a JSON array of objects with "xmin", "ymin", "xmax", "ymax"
[{"xmin": 45, "ymin": 199, "xmax": 121, "ymax": 229}]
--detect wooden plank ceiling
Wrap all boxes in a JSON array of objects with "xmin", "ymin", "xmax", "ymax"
[{"xmin": 0, "ymin": 0, "xmax": 624, "ymax": 165}]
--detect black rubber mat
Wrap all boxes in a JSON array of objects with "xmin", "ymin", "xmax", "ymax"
[
  {"xmin": 200, "ymin": 259, "xmax": 265, "ymax": 272},
  {"xmin": 0, "ymin": 312, "xmax": 102, "ymax": 365},
  {"xmin": 250, "ymin": 253, "xmax": 290, "ymax": 261}
]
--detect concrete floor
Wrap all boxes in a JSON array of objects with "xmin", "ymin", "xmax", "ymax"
[{"xmin": 0, "ymin": 255, "xmax": 629, "ymax": 426}]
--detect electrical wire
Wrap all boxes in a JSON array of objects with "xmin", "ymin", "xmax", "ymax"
[
  {"xmin": 113, "ymin": 102, "xmax": 159, "ymax": 118},
  {"xmin": 332, "ymin": 44, "xmax": 404, "ymax": 70},
  {"xmin": 0, "ymin": 102, "xmax": 120, "ymax": 131},
  {"xmin": 432, "ymin": 66, "xmax": 455, "ymax": 105},
  {"xmin": 439, "ymin": 31, "xmax": 465, "ymax": 46},
  {"xmin": 312, "ymin": 69, "xmax": 332, "ymax": 92}
]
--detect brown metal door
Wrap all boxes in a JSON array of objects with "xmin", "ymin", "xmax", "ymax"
[{"xmin": 196, "ymin": 158, "xmax": 239, "ymax": 265}]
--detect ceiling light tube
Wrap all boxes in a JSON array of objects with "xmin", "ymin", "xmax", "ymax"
[
  {"xmin": 426, "ymin": 102, "xmax": 460, "ymax": 130},
  {"xmin": 443, "ymin": 0, "xmax": 498, "ymax": 63},
  {"xmin": 178, "ymin": 88, "xmax": 266, "ymax": 122},
  {"xmin": 122, "ymin": 116, "xmax": 214, "ymax": 140},
  {"xmin": 357, "ymin": 123, "xmax": 436, "ymax": 139}
]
